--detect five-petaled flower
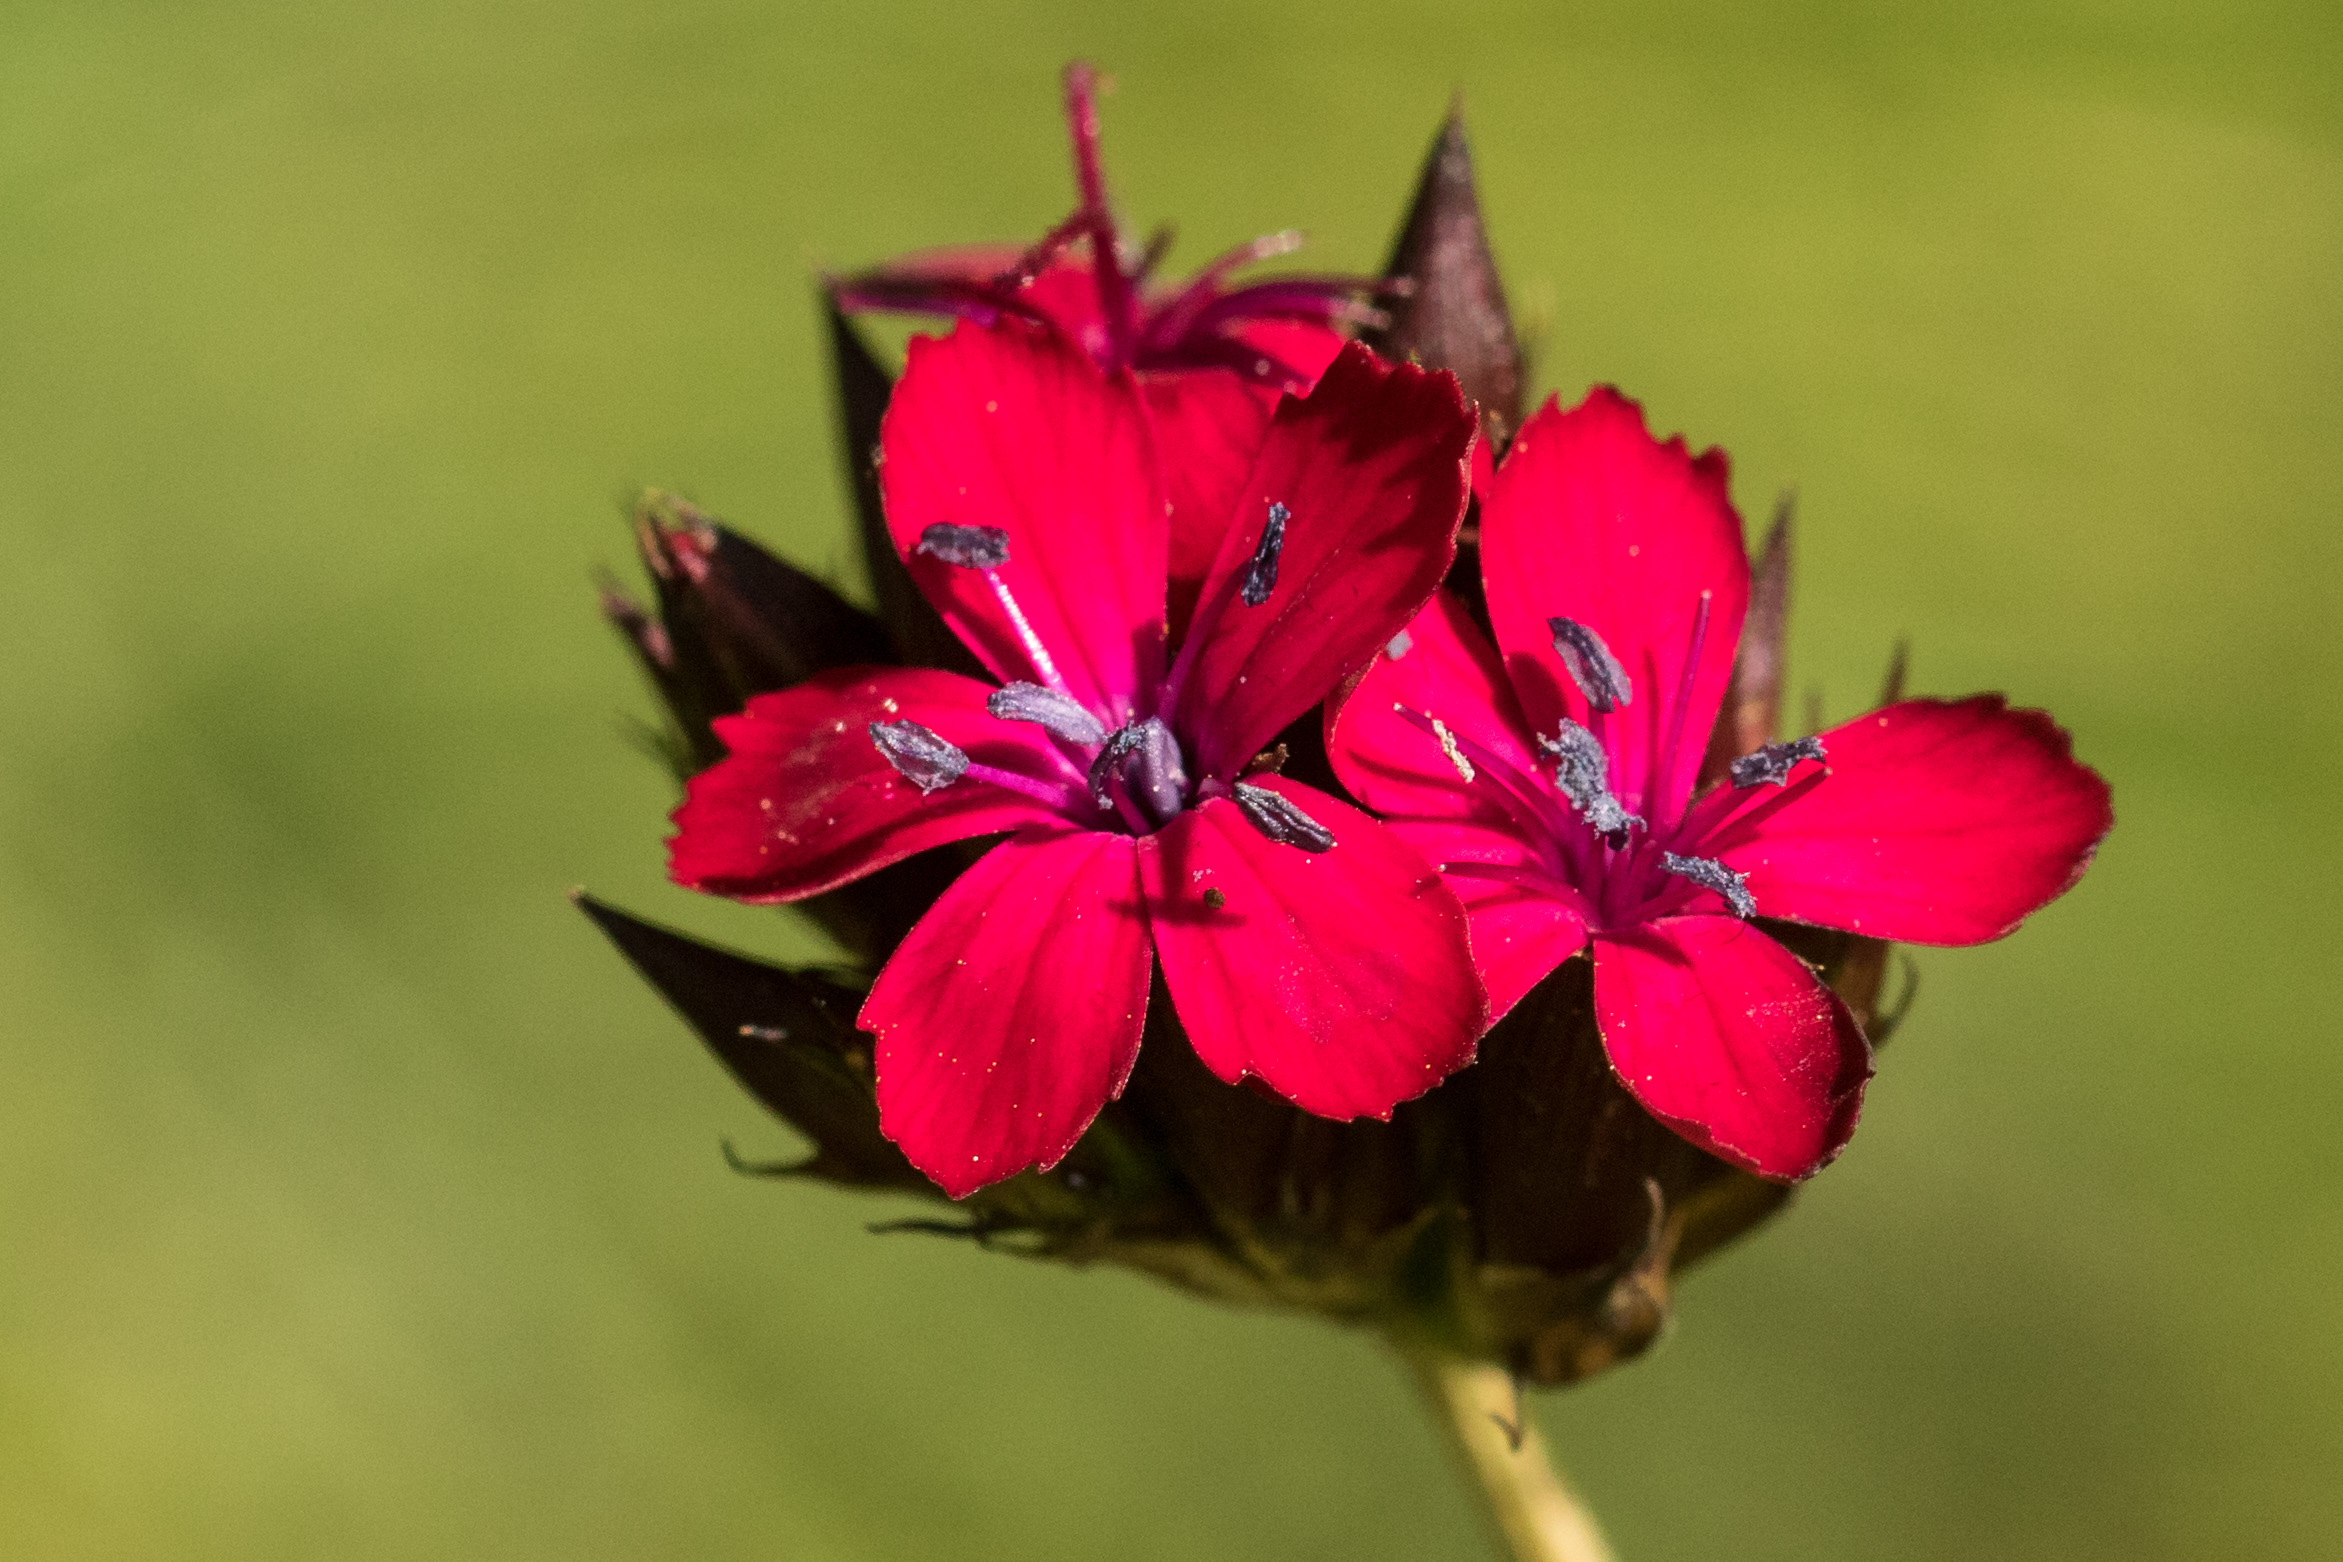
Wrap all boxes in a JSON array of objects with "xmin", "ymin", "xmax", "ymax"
[
  {"xmin": 1330, "ymin": 387, "xmax": 2114, "ymax": 1181},
  {"xmin": 669, "ymin": 319, "xmax": 1486, "ymax": 1197}
]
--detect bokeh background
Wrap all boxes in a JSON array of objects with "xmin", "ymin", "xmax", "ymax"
[{"xmin": 4, "ymin": 1, "xmax": 2337, "ymax": 1556}]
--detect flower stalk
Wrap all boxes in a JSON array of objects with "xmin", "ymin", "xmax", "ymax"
[{"xmin": 1400, "ymin": 1343, "xmax": 1617, "ymax": 1562}]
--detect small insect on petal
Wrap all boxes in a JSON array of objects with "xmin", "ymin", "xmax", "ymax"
[
  {"xmin": 987, "ymin": 681, "xmax": 1107, "ymax": 746},
  {"xmin": 1240, "ymin": 502, "xmax": 1289, "ymax": 607},
  {"xmin": 915, "ymin": 523, "xmax": 1011, "ymax": 569},
  {"xmin": 1660, "ymin": 851, "xmax": 1756, "ymax": 918},
  {"xmin": 1729, "ymin": 735, "xmax": 1828, "ymax": 789},
  {"xmin": 869, "ymin": 720, "xmax": 969, "ymax": 793},
  {"xmin": 1546, "ymin": 616, "xmax": 1632, "ymax": 711},
  {"xmin": 1232, "ymin": 782, "xmax": 1335, "ymax": 853}
]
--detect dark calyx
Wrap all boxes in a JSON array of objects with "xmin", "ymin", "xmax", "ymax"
[
  {"xmin": 1729, "ymin": 734, "xmax": 1826, "ymax": 789},
  {"xmin": 869, "ymin": 720, "xmax": 969, "ymax": 794},
  {"xmin": 1547, "ymin": 616, "xmax": 1633, "ymax": 712}
]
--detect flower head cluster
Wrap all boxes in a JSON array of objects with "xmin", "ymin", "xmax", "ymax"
[{"xmin": 587, "ymin": 64, "xmax": 2112, "ymax": 1382}]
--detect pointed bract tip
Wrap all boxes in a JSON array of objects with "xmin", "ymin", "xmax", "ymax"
[{"xmin": 1364, "ymin": 97, "xmax": 1523, "ymax": 442}]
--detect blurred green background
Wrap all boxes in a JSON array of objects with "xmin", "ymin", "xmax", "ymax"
[{"xmin": 3, "ymin": 0, "xmax": 2337, "ymax": 1556}]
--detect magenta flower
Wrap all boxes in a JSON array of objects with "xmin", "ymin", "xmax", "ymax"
[
  {"xmin": 833, "ymin": 62, "xmax": 1386, "ymax": 396},
  {"xmin": 669, "ymin": 319, "xmax": 1484, "ymax": 1197},
  {"xmin": 1330, "ymin": 388, "xmax": 2113, "ymax": 1181}
]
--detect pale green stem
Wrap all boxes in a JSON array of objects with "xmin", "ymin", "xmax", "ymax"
[{"xmin": 1399, "ymin": 1344, "xmax": 1618, "ymax": 1562}]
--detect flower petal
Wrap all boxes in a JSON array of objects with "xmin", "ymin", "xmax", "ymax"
[
  {"xmin": 863, "ymin": 826, "xmax": 1151, "ymax": 1198},
  {"xmin": 1482, "ymin": 388, "xmax": 1749, "ymax": 826},
  {"xmin": 1412, "ymin": 832, "xmax": 1589, "ymax": 1024},
  {"xmin": 668, "ymin": 668, "xmax": 1077, "ymax": 902},
  {"xmin": 1170, "ymin": 342, "xmax": 1474, "ymax": 778},
  {"xmin": 1220, "ymin": 318, "xmax": 1350, "ymax": 385},
  {"xmin": 881, "ymin": 319, "xmax": 1167, "ymax": 721},
  {"xmin": 1137, "ymin": 779, "xmax": 1484, "ymax": 1119},
  {"xmin": 1328, "ymin": 587, "xmax": 1544, "ymax": 828},
  {"xmin": 1709, "ymin": 696, "xmax": 2113, "ymax": 945},
  {"xmin": 1456, "ymin": 880, "xmax": 1590, "ymax": 1024},
  {"xmin": 1139, "ymin": 369, "xmax": 1276, "ymax": 641},
  {"xmin": 1325, "ymin": 592, "xmax": 1589, "ymax": 1021},
  {"xmin": 1594, "ymin": 915, "xmax": 1872, "ymax": 1181}
]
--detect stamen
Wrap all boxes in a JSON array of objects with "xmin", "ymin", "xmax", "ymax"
[
  {"xmin": 1659, "ymin": 852, "xmax": 1756, "ymax": 918},
  {"xmin": 1386, "ymin": 628, "xmax": 1413, "ymax": 659},
  {"xmin": 869, "ymin": 720, "xmax": 969, "ymax": 794},
  {"xmin": 1433, "ymin": 718, "xmax": 1475, "ymax": 782},
  {"xmin": 1546, "ymin": 616, "xmax": 1632, "ymax": 712},
  {"xmin": 987, "ymin": 681, "xmax": 1106, "ymax": 746},
  {"xmin": 1240, "ymin": 502, "xmax": 1290, "ymax": 606},
  {"xmin": 980, "ymin": 571, "xmax": 1066, "ymax": 693},
  {"xmin": 1536, "ymin": 720, "xmax": 1642, "ymax": 840},
  {"xmin": 1394, "ymin": 704, "xmax": 1577, "ymax": 845},
  {"xmin": 1232, "ymin": 782, "xmax": 1335, "ymax": 853},
  {"xmin": 915, "ymin": 523, "xmax": 1066, "ymax": 693},
  {"xmin": 915, "ymin": 523, "xmax": 1011, "ymax": 569},
  {"xmin": 1685, "ymin": 763, "xmax": 1828, "ymax": 854},
  {"xmin": 1730, "ymin": 735, "xmax": 1828, "ymax": 789},
  {"xmin": 1648, "ymin": 590, "xmax": 1713, "ymax": 826},
  {"xmin": 1086, "ymin": 717, "xmax": 1188, "ymax": 827}
]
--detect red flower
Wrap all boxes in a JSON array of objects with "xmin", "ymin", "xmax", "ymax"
[
  {"xmin": 1329, "ymin": 388, "xmax": 2113, "ymax": 1181},
  {"xmin": 832, "ymin": 62, "xmax": 1386, "ymax": 395},
  {"xmin": 669, "ymin": 320, "xmax": 1485, "ymax": 1197}
]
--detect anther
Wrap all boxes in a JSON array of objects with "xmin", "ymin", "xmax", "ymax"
[
  {"xmin": 869, "ymin": 720, "xmax": 969, "ymax": 793},
  {"xmin": 1433, "ymin": 718, "xmax": 1474, "ymax": 782},
  {"xmin": 1546, "ymin": 616, "xmax": 1632, "ymax": 711},
  {"xmin": 916, "ymin": 523, "xmax": 1065, "ymax": 692},
  {"xmin": 1730, "ymin": 735, "xmax": 1827, "ymax": 789},
  {"xmin": 1386, "ymin": 628, "xmax": 1414, "ymax": 659},
  {"xmin": 915, "ymin": 523, "xmax": 1011, "ymax": 570},
  {"xmin": 1537, "ymin": 720, "xmax": 1642, "ymax": 840},
  {"xmin": 1660, "ymin": 852, "xmax": 1756, "ymax": 918},
  {"xmin": 1232, "ymin": 782, "xmax": 1335, "ymax": 853},
  {"xmin": 986, "ymin": 681, "xmax": 1106, "ymax": 746},
  {"xmin": 1240, "ymin": 501, "xmax": 1289, "ymax": 607}
]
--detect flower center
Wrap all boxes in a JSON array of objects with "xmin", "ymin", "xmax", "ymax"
[
  {"xmin": 884, "ymin": 512, "xmax": 1334, "ymax": 853},
  {"xmin": 1411, "ymin": 596, "xmax": 1830, "ymax": 927}
]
